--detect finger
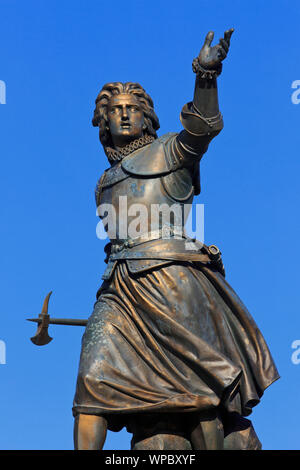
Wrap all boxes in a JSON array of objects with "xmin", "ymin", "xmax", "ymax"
[
  {"xmin": 219, "ymin": 38, "xmax": 229, "ymax": 53},
  {"xmin": 203, "ymin": 31, "xmax": 214, "ymax": 47},
  {"xmin": 217, "ymin": 46, "xmax": 227, "ymax": 60},
  {"xmin": 224, "ymin": 28, "xmax": 234, "ymax": 46}
]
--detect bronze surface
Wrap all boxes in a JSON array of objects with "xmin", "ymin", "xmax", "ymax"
[
  {"xmin": 29, "ymin": 29, "xmax": 279, "ymax": 450},
  {"xmin": 72, "ymin": 28, "xmax": 279, "ymax": 450}
]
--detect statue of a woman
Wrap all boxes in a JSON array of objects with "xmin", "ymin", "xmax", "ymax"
[{"xmin": 73, "ymin": 29, "xmax": 279, "ymax": 450}]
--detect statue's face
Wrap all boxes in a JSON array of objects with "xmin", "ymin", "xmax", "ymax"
[{"xmin": 107, "ymin": 94, "xmax": 145, "ymax": 147}]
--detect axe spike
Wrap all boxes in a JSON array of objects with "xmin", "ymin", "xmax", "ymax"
[{"xmin": 41, "ymin": 291, "xmax": 52, "ymax": 314}]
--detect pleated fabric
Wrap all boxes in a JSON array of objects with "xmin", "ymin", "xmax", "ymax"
[{"xmin": 73, "ymin": 262, "xmax": 279, "ymax": 431}]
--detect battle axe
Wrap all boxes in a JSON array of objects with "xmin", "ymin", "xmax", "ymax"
[{"xmin": 27, "ymin": 291, "xmax": 87, "ymax": 346}]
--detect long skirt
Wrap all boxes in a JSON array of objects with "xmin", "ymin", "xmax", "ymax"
[{"xmin": 73, "ymin": 261, "xmax": 279, "ymax": 436}]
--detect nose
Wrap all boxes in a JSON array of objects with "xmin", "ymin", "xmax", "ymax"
[{"xmin": 121, "ymin": 106, "xmax": 129, "ymax": 120}]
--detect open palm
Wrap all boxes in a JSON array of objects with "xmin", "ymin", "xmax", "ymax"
[{"xmin": 198, "ymin": 29, "xmax": 234, "ymax": 70}]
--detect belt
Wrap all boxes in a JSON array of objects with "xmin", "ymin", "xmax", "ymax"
[
  {"xmin": 103, "ymin": 229, "xmax": 224, "ymax": 276},
  {"xmin": 110, "ymin": 250, "xmax": 211, "ymax": 263},
  {"xmin": 107, "ymin": 227, "xmax": 189, "ymax": 255}
]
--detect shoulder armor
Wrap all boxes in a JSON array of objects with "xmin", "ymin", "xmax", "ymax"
[
  {"xmin": 121, "ymin": 133, "xmax": 181, "ymax": 177},
  {"xmin": 95, "ymin": 172, "xmax": 106, "ymax": 207},
  {"xmin": 101, "ymin": 163, "xmax": 130, "ymax": 189},
  {"xmin": 162, "ymin": 167, "xmax": 194, "ymax": 202},
  {"xmin": 95, "ymin": 163, "xmax": 131, "ymax": 207}
]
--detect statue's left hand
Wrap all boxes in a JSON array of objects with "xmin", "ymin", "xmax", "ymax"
[{"xmin": 198, "ymin": 28, "xmax": 234, "ymax": 70}]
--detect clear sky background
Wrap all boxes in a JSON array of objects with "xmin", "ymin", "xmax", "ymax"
[{"xmin": 0, "ymin": 0, "xmax": 299, "ymax": 450}]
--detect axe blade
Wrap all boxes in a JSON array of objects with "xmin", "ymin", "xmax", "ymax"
[
  {"xmin": 30, "ymin": 324, "xmax": 53, "ymax": 346},
  {"xmin": 30, "ymin": 292, "xmax": 53, "ymax": 346}
]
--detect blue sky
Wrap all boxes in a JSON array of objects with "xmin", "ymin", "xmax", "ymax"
[{"xmin": 0, "ymin": 0, "xmax": 299, "ymax": 450}]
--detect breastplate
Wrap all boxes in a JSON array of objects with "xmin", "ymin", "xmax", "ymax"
[
  {"xmin": 95, "ymin": 135, "xmax": 195, "ymax": 243},
  {"xmin": 98, "ymin": 166, "xmax": 194, "ymax": 243}
]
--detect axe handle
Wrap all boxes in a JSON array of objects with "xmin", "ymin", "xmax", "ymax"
[{"xmin": 27, "ymin": 318, "xmax": 88, "ymax": 326}]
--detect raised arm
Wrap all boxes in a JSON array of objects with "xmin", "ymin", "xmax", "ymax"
[{"xmin": 176, "ymin": 29, "xmax": 234, "ymax": 164}]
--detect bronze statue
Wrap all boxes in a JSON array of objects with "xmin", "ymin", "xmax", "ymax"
[{"xmin": 30, "ymin": 29, "xmax": 279, "ymax": 450}]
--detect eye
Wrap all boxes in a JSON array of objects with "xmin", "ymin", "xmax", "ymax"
[
  {"xmin": 110, "ymin": 107, "xmax": 120, "ymax": 114},
  {"xmin": 130, "ymin": 107, "xmax": 138, "ymax": 112}
]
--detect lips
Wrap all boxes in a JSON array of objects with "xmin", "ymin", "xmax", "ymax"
[{"xmin": 121, "ymin": 124, "xmax": 131, "ymax": 129}]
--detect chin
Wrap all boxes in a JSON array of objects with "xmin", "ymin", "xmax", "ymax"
[{"xmin": 119, "ymin": 131, "xmax": 142, "ymax": 140}]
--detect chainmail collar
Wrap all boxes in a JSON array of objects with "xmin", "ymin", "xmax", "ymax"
[{"xmin": 105, "ymin": 134, "xmax": 155, "ymax": 164}]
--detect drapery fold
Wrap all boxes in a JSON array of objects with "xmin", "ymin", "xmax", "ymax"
[{"xmin": 73, "ymin": 262, "xmax": 279, "ymax": 432}]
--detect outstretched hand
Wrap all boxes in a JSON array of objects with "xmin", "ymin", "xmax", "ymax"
[{"xmin": 198, "ymin": 29, "xmax": 234, "ymax": 70}]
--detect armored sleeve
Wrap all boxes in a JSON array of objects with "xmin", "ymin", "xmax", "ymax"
[{"xmin": 175, "ymin": 101, "xmax": 223, "ymax": 165}]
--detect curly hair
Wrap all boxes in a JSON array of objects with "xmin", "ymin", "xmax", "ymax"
[{"xmin": 92, "ymin": 82, "xmax": 160, "ymax": 151}]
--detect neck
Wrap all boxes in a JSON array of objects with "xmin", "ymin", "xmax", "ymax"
[
  {"xmin": 112, "ymin": 131, "xmax": 144, "ymax": 150},
  {"xmin": 105, "ymin": 134, "xmax": 156, "ymax": 165}
]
